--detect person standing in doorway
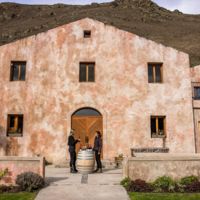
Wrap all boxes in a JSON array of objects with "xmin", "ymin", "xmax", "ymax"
[
  {"xmin": 93, "ymin": 131, "xmax": 102, "ymax": 173},
  {"xmin": 68, "ymin": 129, "xmax": 80, "ymax": 173}
]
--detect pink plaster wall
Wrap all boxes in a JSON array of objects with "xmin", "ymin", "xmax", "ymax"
[
  {"xmin": 0, "ymin": 156, "xmax": 45, "ymax": 185},
  {"xmin": 0, "ymin": 18, "xmax": 195, "ymax": 164}
]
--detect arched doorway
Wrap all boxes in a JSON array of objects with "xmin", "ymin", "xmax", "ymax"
[{"xmin": 71, "ymin": 107, "xmax": 103, "ymax": 157}]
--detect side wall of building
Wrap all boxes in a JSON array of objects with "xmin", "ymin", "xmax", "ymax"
[
  {"xmin": 191, "ymin": 65, "xmax": 200, "ymax": 153},
  {"xmin": 0, "ymin": 18, "xmax": 195, "ymax": 164}
]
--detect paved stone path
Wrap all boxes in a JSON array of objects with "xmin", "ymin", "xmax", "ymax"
[{"xmin": 35, "ymin": 166, "xmax": 129, "ymax": 200}]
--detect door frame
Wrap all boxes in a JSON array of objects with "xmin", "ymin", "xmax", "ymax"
[
  {"xmin": 71, "ymin": 115, "xmax": 103, "ymax": 157},
  {"xmin": 66, "ymin": 105, "xmax": 108, "ymax": 159}
]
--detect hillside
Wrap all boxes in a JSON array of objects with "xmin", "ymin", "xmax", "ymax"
[{"xmin": 0, "ymin": 0, "xmax": 200, "ymax": 66}]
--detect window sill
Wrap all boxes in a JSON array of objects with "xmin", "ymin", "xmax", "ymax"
[
  {"xmin": 7, "ymin": 133, "xmax": 23, "ymax": 137},
  {"xmin": 9, "ymin": 80, "xmax": 26, "ymax": 82},
  {"xmin": 79, "ymin": 81, "xmax": 95, "ymax": 83},
  {"xmin": 148, "ymin": 82, "xmax": 163, "ymax": 84},
  {"xmin": 151, "ymin": 135, "xmax": 166, "ymax": 138}
]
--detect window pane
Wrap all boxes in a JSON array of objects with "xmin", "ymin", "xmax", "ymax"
[
  {"xmin": 11, "ymin": 64, "xmax": 19, "ymax": 81},
  {"xmin": 79, "ymin": 64, "xmax": 86, "ymax": 82},
  {"xmin": 88, "ymin": 64, "xmax": 95, "ymax": 82},
  {"xmin": 151, "ymin": 117, "xmax": 156, "ymax": 135},
  {"xmin": 194, "ymin": 87, "xmax": 200, "ymax": 99},
  {"xmin": 158, "ymin": 117, "xmax": 164, "ymax": 135},
  {"xmin": 155, "ymin": 64, "xmax": 162, "ymax": 82},
  {"xmin": 10, "ymin": 116, "xmax": 15, "ymax": 128},
  {"xmin": 18, "ymin": 116, "xmax": 23, "ymax": 133},
  {"xmin": 20, "ymin": 63, "xmax": 26, "ymax": 80},
  {"xmin": 148, "ymin": 65, "xmax": 154, "ymax": 83}
]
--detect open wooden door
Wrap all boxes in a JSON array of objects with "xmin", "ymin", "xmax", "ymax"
[{"xmin": 71, "ymin": 108, "xmax": 103, "ymax": 157}]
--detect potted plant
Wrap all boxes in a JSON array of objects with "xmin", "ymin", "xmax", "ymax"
[{"xmin": 115, "ymin": 154, "xmax": 124, "ymax": 168}]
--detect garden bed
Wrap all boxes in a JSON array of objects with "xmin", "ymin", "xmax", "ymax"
[
  {"xmin": 0, "ymin": 170, "xmax": 45, "ymax": 200},
  {"xmin": 121, "ymin": 175, "xmax": 200, "ymax": 193}
]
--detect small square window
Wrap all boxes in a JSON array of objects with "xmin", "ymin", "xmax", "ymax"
[
  {"xmin": 7, "ymin": 114, "xmax": 23, "ymax": 137},
  {"xmin": 10, "ymin": 61, "xmax": 26, "ymax": 81},
  {"xmin": 84, "ymin": 30, "xmax": 91, "ymax": 38},
  {"xmin": 148, "ymin": 63, "xmax": 163, "ymax": 83},
  {"xmin": 151, "ymin": 116, "xmax": 166, "ymax": 138},
  {"xmin": 79, "ymin": 62, "xmax": 95, "ymax": 82}
]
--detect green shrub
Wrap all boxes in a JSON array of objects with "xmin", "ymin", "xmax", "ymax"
[
  {"xmin": 16, "ymin": 172, "xmax": 45, "ymax": 192},
  {"xmin": 120, "ymin": 177, "xmax": 131, "ymax": 189},
  {"xmin": 121, "ymin": 175, "xmax": 200, "ymax": 193},
  {"xmin": 153, "ymin": 176, "xmax": 176, "ymax": 192},
  {"xmin": 179, "ymin": 176, "xmax": 199, "ymax": 186},
  {"xmin": 178, "ymin": 176, "xmax": 200, "ymax": 193}
]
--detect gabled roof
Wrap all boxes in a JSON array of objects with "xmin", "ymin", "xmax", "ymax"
[{"xmin": 0, "ymin": 17, "xmax": 188, "ymax": 56}]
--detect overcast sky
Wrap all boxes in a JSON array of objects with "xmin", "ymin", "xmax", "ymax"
[{"xmin": 0, "ymin": 0, "xmax": 200, "ymax": 14}]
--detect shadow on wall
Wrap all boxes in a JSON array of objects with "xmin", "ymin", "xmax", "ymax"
[
  {"xmin": 0, "ymin": 126, "xmax": 20, "ymax": 156},
  {"xmin": 0, "ymin": 125, "xmax": 7, "ymax": 156}
]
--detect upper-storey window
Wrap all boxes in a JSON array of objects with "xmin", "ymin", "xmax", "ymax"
[
  {"xmin": 194, "ymin": 87, "xmax": 200, "ymax": 100},
  {"xmin": 7, "ymin": 114, "xmax": 23, "ymax": 137},
  {"xmin": 151, "ymin": 116, "xmax": 166, "ymax": 138},
  {"xmin": 84, "ymin": 30, "xmax": 91, "ymax": 38},
  {"xmin": 79, "ymin": 62, "xmax": 95, "ymax": 82},
  {"xmin": 10, "ymin": 61, "xmax": 26, "ymax": 81},
  {"xmin": 148, "ymin": 63, "xmax": 163, "ymax": 83}
]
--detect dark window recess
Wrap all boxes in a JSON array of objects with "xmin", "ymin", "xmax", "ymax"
[
  {"xmin": 79, "ymin": 64, "xmax": 87, "ymax": 82},
  {"xmin": 148, "ymin": 63, "xmax": 162, "ymax": 83},
  {"xmin": 194, "ymin": 87, "xmax": 200, "ymax": 99},
  {"xmin": 10, "ymin": 61, "xmax": 26, "ymax": 81},
  {"xmin": 88, "ymin": 64, "xmax": 95, "ymax": 82},
  {"xmin": 151, "ymin": 116, "xmax": 165, "ymax": 138},
  {"xmin": 151, "ymin": 117, "xmax": 156, "ymax": 134},
  {"xmin": 84, "ymin": 30, "xmax": 91, "ymax": 38},
  {"xmin": 7, "ymin": 114, "xmax": 23, "ymax": 136},
  {"xmin": 155, "ymin": 65, "xmax": 162, "ymax": 82},
  {"xmin": 79, "ymin": 63, "xmax": 95, "ymax": 82},
  {"xmin": 148, "ymin": 65, "xmax": 154, "ymax": 83}
]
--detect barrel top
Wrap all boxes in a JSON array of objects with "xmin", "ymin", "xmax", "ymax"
[{"xmin": 78, "ymin": 150, "xmax": 94, "ymax": 154}]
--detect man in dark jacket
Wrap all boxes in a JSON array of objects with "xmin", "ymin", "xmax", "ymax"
[
  {"xmin": 68, "ymin": 129, "xmax": 80, "ymax": 173},
  {"xmin": 93, "ymin": 131, "xmax": 102, "ymax": 173}
]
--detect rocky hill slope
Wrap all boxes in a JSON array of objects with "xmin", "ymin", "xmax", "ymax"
[{"xmin": 0, "ymin": 0, "xmax": 200, "ymax": 66}]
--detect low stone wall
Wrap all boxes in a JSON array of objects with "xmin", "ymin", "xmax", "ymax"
[
  {"xmin": 0, "ymin": 156, "xmax": 45, "ymax": 185},
  {"xmin": 123, "ymin": 154, "xmax": 200, "ymax": 181}
]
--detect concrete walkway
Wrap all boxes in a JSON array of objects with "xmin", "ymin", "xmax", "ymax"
[{"xmin": 35, "ymin": 166, "xmax": 129, "ymax": 200}]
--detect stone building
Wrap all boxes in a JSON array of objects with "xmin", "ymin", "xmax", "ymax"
[{"xmin": 0, "ymin": 18, "xmax": 198, "ymax": 164}]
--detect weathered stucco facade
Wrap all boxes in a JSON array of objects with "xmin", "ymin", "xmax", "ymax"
[{"xmin": 0, "ymin": 18, "xmax": 196, "ymax": 164}]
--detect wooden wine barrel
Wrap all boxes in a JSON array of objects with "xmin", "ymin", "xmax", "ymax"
[{"xmin": 77, "ymin": 149, "xmax": 95, "ymax": 174}]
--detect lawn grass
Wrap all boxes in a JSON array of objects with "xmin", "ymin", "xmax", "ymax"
[
  {"xmin": 1, "ymin": 192, "xmax": 37, "ymax": 200},
  {"xmin": 129, "ymin": 192, "xmax": 200, "ymax": 200}
]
